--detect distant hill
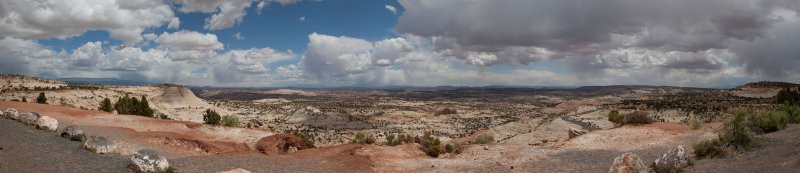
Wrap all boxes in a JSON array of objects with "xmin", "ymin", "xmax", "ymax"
[
  {"xmin": 57, "ymin": 78, "xmax": 155, "ymax": 86},
  {"xmin": 737, "ymin": 81, "xmax": 800, "ymax": 89}
]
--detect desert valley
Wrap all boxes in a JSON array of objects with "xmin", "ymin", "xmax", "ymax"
[{"xmin": 1, "ymin": 74, "xmax": 799, "ymax": 172}]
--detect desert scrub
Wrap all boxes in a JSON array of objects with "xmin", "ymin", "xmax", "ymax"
[
  {"xmin": 351, "ymin": 132, "xmax": 375, "ymax": 144},
  {"xmin": 624, "ymin": 111, "xmax": 653, "ymax": 124},
  {"xmin": 220, "ymin": 115, "xmax": 240, "ymax": 127},
  {"xmin": 202, "ymin": 109, "xmax": 221, "ymax": 125},
  {"xmin": 694, "ymin": 137, "xmax": 726, "ymax": 159},
  {"xmin": 419, "ymin": 131, "xmax": 441, "ymax": 157},
  {"xmin": 757, "ymin": 111, "xmax": 788, "ymax": 133},
  {"xmin": 695, "ymin": 110, "xmax": 757, "ymax": 159},
  {"xmin": 690, "ymin": 118, "xmax": 703, "ymax": 130},
  {"xmin": 608, "ymin": 110, "xmax": 623, "ymax": 124},
  {"xmin": 290, "ymin": 130, "xmax": 316, "ymax": 145},
  {"xmin": 472, "ymin": 134, "xmax": 494, "ymax": 144},
  {"xmin": 779, "ymin": 104, "xmax": 800, "ymax": 123},
  {"xmin": 385, "ymin": 133, "xmax": 414, "ymax": 146}
]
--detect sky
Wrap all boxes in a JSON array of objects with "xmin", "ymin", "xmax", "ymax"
[{"xmin": 1, "ymin": 0, "xmax": 800, "ymax": 88}]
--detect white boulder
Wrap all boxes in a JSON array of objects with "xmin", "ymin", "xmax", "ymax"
[
  {"xmin": 130, "ymin": 149, "xmax": 170, "ymax": 173},
  {"xmin": 18, "ymin": 112, "xmax": 40, "ymax": 125},
  {"xmin": 34, "ymin": 116, "xmax": 58, "ymax": 131},
  {"xmin": 84, "ymin": 136, "xmax": 116, "ymax": 154},
  {"xmin": 653, "ymin": 146, "xmax": 690, "ymax": 173},
  {"xmin": 4, "ymin": 108, "xmax": 18, "ymax": 120},
  {"xmin": 609, "ymin": 152, "xmax": 651, "ymax": 173},
  {"xmin": 61, "ymin": 125, "xmax": 86, "ymax": 141}
]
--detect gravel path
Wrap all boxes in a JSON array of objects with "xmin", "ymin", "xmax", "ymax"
[{"xmin": 0, "ymin": 118, "xmax": 131, "ymax": 173}]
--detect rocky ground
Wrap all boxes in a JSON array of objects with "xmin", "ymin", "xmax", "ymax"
[
  {"xmin": 0, "ymin": 118, "xmax": 131, "ymax": 173},
  {"xmin": 1, "ymin": 101, "xmax": 799, "ymax": 172}
]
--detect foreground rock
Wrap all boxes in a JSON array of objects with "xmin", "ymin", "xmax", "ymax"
[
  {"xmin": 653, "ymin": 146, "xmax": 689, "ymax": 173},
  {"xmin": 609, "ymin": 152, "xmax": 651, "ymax": 173},
  {"xmin": 34, "ymin": 116, "xmax": 58, "ymax": 131},
  {"xmin": 84, "ymin": 136, "xmax": 116, "ymax": 154},
  {"xmin": 60, "ymin": 125, "xmax": 86, "ymax": 141},
  {"xmin": 130, "ymin": 149, "xmax": 170, "ymax": 173},
  {"xmin": 18, "ymin": 112, "xmax": 40, "ymax": 125},
  {"xmin": 255, "ymin": 133, "xmax": 316, "ymax": 155},
  {"xmin": 4, "ymin": 108, "xmax": 18, "ymax": 120}
]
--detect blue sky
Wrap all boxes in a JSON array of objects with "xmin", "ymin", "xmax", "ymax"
[{"xmin": 1, "ymin": 0, "xmax": 799, "ymax": 88}]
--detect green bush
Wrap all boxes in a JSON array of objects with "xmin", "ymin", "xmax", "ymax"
[
  {"xmin": 694, "ymin": 137, "xmax": 726, "ymax": 159},
  {"xmin": 220, "ymin": 115, "xmax": 240, "ymax": 127},
  {"xmin": 695, "ymin": 110, "xmax": 757, "ymax": 159},
  {"xmin": 203, "ymin": 109, "xmax": 221, "ymax": 125},
  {"xmin": 420, "ymin": 131, "xmax": 442, "ymax": 157},
  {"xmin": 757, "ymin": 111, "xmax": 788, "ymax": 133},
  {"xmin": 36, "ymin": 92, "xmax": 47, "ymax": 104},
  {"xmin": 608, "ymin": 110, "xmax": 623, "ymax": 124},
  {"xmin": 779, "ymin": 104, "xmax": 800, "ymax": 123},
  {"xmin": 472, "ymin": 134, "xmax": 494, "ymax": 144},
  {"xmin": 445, "ymin": 144, "xmax": 454, "ymax": 153},
  {"xmin": 98, "ymin": 98, "xmax": 113, "ymax": 112},
  {"xmin": 624, "ymin": 111, "xmax": 653, "ymax": 124}
]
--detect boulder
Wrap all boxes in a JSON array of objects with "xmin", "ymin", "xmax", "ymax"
[
  {"xmin": 34, "ymin": 116, "xmax": 58, "ymax": 131},
  {"xmin": 217, "ymin": 168, "xmax": 252, "ymax": 173},
  {"xmin": 609, "ymin": 152, "xmax": 651, "ymax": 173},
  {"xmin": 568, "ymin": 128, "xmax": 586, "ymax": 139},
  {"xmin": 255, "ymin": 133, "xmax": 315, "ymax": 155},
  {"xmin": 84, "ymin": 136, "xmax": 116, "ymax": 154},
  {"xmin": 130, "ymin": 149, "xmax": 170, "ymax": 173},
  {"xmin": 4, "ymin": 108, "xmax": 18, "ymax": 120},
  {"xmin": 653, "ymin": 146, "xmax": 689, "ymax": 173},
  {"xmin": 18, "ymin": 112, "xmax": 40, "ymax": 125},
  {"xmin": 61, "ymin": 125, "xmax": 86, "ymax": 141}
]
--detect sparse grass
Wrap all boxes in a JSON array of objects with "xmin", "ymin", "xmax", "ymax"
[
  {"xmin": 155, "ymin": 167, "xmax": 177, "ymax": 173},
  {"xmin": 220, "ymin": 115, "xmax": 240, "ymax": 127},
  {"xmin": 694, "ymin": 137, "xmax": 726, "ymax": 159},
  {"xmin": 690, "ymin": 118, "xmax": 703, "ymax": 130},
  {"xmin": 779, "ymin": 104, "xmax": 800, "ymax": 123}
]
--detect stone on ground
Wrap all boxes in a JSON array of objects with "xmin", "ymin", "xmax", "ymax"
[
  {"xmin": 4, "ymin": 108, "xmax": 18, "ymax": 120},
  {"xmin": 83, "ymin": 136, "xmax": 116, "ymax": 154},
  {"xmin": 61, "ymin": 125, "xmax": 86, "ymax": 141},
  {"xmin": 34, "ymin": 115, "xmax": 58, "ymax": 131},
  {"xmin": 130, "ymin": 149, "xmax": 170, "ymax": 173},
  {"xmin": 18, "ymin": 112, "xmax": 40, "ymax": 125},
  {"xmin": 609, "ymin": 152, "xmax": 651, "ymax": 173},
  {"xmin": 653, "ymin": 146, "xmax": 689, "ymax": 173}
]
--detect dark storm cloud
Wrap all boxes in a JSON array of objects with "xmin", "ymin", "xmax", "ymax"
[{"xmin": 397, "ymin": 0, "xmax": 800, "ymax": 81}]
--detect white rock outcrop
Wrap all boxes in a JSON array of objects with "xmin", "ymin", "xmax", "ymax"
[
  {"xmin": 4, "ymin": 108, "xmax": 19, "ymax": 120},
  {"xmin": 130, "ymin": 149, "xmax": 170, "ymax": 173},
  {"xmin": 653, "ymin": 146, "xmax": 689, "ymax": 173},
  {"xmin": 34, "ymin": 116, "xmax": 58, "ymax": 131},
  {"xmin": 609, "ymin": 152, "xmax": 651, "ymax": 173}
]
